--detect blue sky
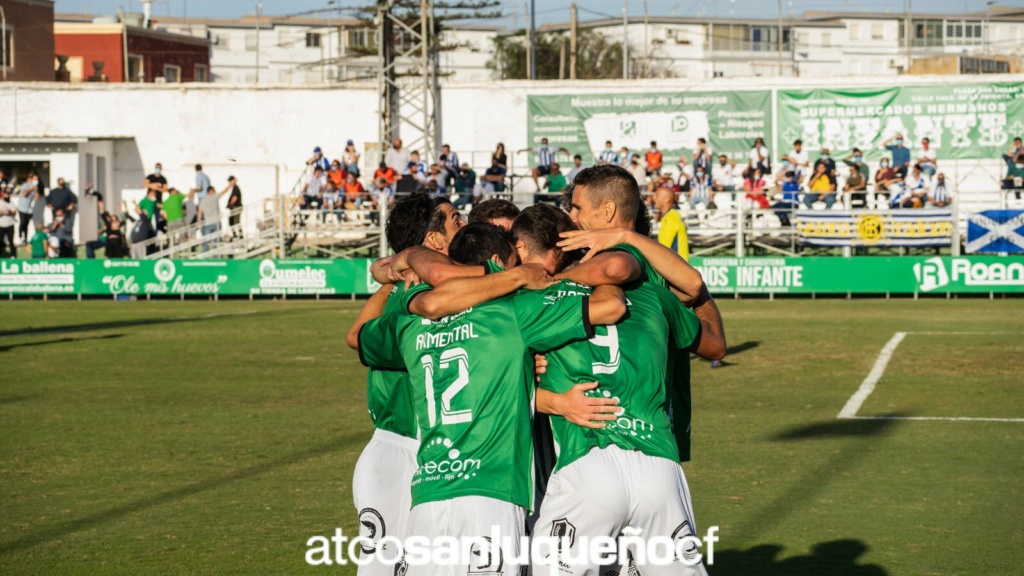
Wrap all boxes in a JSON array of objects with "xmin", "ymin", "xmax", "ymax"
[{"xmin": 55, "ymin": 0, "xmax": 1006, "ymax": 28}]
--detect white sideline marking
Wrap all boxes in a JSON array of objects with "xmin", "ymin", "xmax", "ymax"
[
  {"xmin": 906, "ymin": 331, "xmax": 1017, "ymax": 335},
  {"xmin": 0, "ymin": 311, "xmax": 260, "ymax": 339},
  {"xmin": 839, "ymin": 330, "xmax": 1024, "ymax": 423},
  {"xmin": 838, "ymin": 332, "xmax": 907, "ymax": 420}
]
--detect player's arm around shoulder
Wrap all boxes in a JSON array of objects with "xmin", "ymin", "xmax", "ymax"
[
  {"xmin": 346, "ymin": 283, "xmax": 394, "ymax": 350},
  {"xmin": 556, "ymin": 250, "xmax": 641, "ymax": 287},
  {"xmin": 588, "ymin": 284, "xmax": 628, "ymax": 326},
  {"xmin": 409, "ymin": 264, "xmax": 553, "ymax": 321}
]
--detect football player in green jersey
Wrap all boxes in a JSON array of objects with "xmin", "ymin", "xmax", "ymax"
[{"xmin": 354, "ymin": 223, "xmax": 629, "ymax": 576}]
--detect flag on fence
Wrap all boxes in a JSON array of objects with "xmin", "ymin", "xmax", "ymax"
[{"xmin": 966, "ymin": 210, "xmax": 1024, "ymax": 254}]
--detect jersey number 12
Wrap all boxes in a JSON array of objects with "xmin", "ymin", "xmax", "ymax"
[{"xmin": 421, "ymin": 347, "xmax": 473, "ymax": 427}]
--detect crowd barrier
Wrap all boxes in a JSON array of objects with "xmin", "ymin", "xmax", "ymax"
[{"xmin": 2, "ymin": 256, "xmax": 1022, "ymax": 297}]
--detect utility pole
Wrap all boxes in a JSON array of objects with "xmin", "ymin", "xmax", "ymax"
[
  {"xmin": 905, "ymin": 0, "xmax": 912, "ymax": 73},
  {"xmin": 622, "ymin": 0, "xmax": 628, "ymax": 80},
  {"xmin": 569, "ymin": 3, "xmax": 577, "ymax": 80},
  {"xmin": 643, "ymin": 1, "xmax": 649, "ymax": 78},
  {"xmin": 1, "ymin": 6, "xmax": 7, "ymax": 81},
  {"xmin": 528, "ymin": 0, "xmax": 536, "ymax": 80},
  {"xmin": 255, "ymin": 1, "xmax": 261, "ymax": 85},
  {"xmin": 559, "ymin": 38, "xmax": 565, "ymax": 79},
  {"xmin": 777, "ymin": 0, "xmax": 783, "ymax": 76}
]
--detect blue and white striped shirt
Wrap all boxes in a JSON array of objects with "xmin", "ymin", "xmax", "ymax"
[
  {"xmin": 536, "ymin": 146, "xmax": 555, "ymax": 167},
  {"xmin": 690, "ymin": 174, "xmax": 711, "ymax": 202},
  {"xmin": 598, "ymin": 149, "xmax": 619, "ymax": 164},
  {"xmin": 930, "ymin": 184, "xmax": 950, "ymax": 204}
]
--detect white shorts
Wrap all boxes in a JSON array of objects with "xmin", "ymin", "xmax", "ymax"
[
  {"xmin": 405, "ymin": 496, "xmax": 525, "ymax": 576},
  {"xmin": 531, "ymin": 445, "xmax": 707, "ymax": 576},
  {"xmin": 352, "ymin": 428, "xmax": 419, "ymax": 576}
]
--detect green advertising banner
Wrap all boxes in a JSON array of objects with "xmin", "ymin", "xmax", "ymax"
[
  {"xmin": 2, "ymin": 257, "xmax": 1022, "ymax": 296},
  {"xmin": 0, "ymin": 259, "xmax": 380, "ymax": 296},
  {"xmin": 777, "ymin": 82, "xmax": 1024, "ymax": 161},
  {"xmin": 691, "ymin": 256, "xmax": 1024, "ymax": 294},
  {"xmin": 527, "ymin": 90, "xmax": 773, "ymax": 165}
]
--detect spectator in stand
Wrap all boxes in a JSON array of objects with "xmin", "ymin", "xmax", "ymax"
[
  {"xmin": 477, "ymin": 157, "xmax": 507, "ymax": 199},
  {"xmin": 491, "ymin": 143, "xmax": 508, "ymax": 172},
  {"xmin": 199, "ymin": 185, "xmax": 228, "ymax": 253},
  {"xmin": 82, "ymin": 188, "xmax": 106, "ymax": 258},
  {"xmin": 161, "ymin": 187, "xmax": 190, "ymax": 244},
  {"xmin": 1002, "ymin": 153, "xmax": 1024, "ymax": 200},
  {"xmin": 618, "ymin": 147, "xmax": 632, "ymax": 170},
  {"xmin": 748, "ymin": 137, "xmax": 771, "ymax": 176},
  {"xmin": 713, "ymin": 155, "xmax": 737, "ymax": 194},
  {"xmin": 320, "ymin": 181, "xmax": 340, "ymax": 223},
  {"xmin": 0, "ymin": 187, "xmax": 16, "ymax": 257},
  {"xmin": 16, "ymin": 172, "xmax": 38, "ymax": 245},
  {"xmin": 898, "ymin": 164, "xmax": 929, "ymax": 208},
  {"xmin": 874, "ymin": 158, "xmax": 902, "ymax": 204},
  {"xmin": 653, "ymin": 186, "xmax": 688, "ymax": 260},
  {"xmin": 844, "ymin": 164, "xmax": 868, "ymax": 207},
  {"xmin": 225, "ymin": 177, "xmax": 242, "ymax": 237},
  {"xmin": 409, "ymin": 162, "xmax": 427, "ymax": 185},
  {"xmin": 144, "ymin": 163, "xmax": 168, "ymax": 202},
  {"xmin": 47, "ymin": 178, "xmax": 78, "ymax": 234},
  {"xmin": 804, "ymin": 163, "xmax": 837, "ymax": 209},
  {"xmin": 689, "ymin": 165, "xmax": 713, "ymax": 210},
  {"xmin": 126, "ymin": 202, "xmax": 155, "ymax": 258},
  {"xmin": 104, "ymin": 215, "xmax": 127, "ymax": 258},
  {"xmin": 626, "ymin": 154, "xmax": 647, "ymax": 185},
  {"xmin": 0, "ymin": 168, "xmax": 6, "ymax": 193},
  {"xmin": 453, "ymin": 163, "xmax": 477, "ymax": 209},
  {"xmin": 384, "ymin": 138, "xmax": 411, "ymax": 176},
  {"xmin": 645, "ymin": 141, "xmax": 663, "ymax": 177},
  {"xmin": 545, "ymin": 162, "xmax": 568, "ymax": 194},
  {"xmin": 843, "ymin": 148, "xmax": 870, "ymax": 181},
  {"xmin": 370, "ymin": 177, "xmax": 397, "ymax": 210},
  {"xmin": 598, "ymin": 141, "xmax": 618, "ymax": 165},
  {"xmin": 773, "ymin": 171, "xmax": 801, "ymax": 226},
  {"xmin": 29, "ymin": 223, "xmax": 49, "ymax": 259},
  {"xmin": 139, "ymin": 187, "xmax": 159, "ymax": 226},
  {"xmin": 192, "ymin": 164, "xmax": 212, "ymax": 201},
  {"xmin": 328, "ymin": 160, "xmax": 347, "ymax": 190},
  {"xmin": 566, "ymin": 154, "xmax": 584, "ymax": 182},
  {"xmin": 468, "ymin": 198, "xmax": 520, "ymax": 230},
  {"xmin": 437, "ymin": 154, "xmax": 456, "ymax": 189},
  {"xmin": 743, "ymin": 168, "xmax": 770, "ymax": 209},
  {"xmin": 408, "ymin": 151, "xmax": 428, "ymax": 176},
  {"xmin": 882, "ymin": 133, "xmax": 911, "ymax": 171},
  {"xmin": 373, "ymin": 161, "xmax": 398, "ymax": 187},
  {"xmin": 343, "ymin": 140, "xmax": 361, "ymax": 178},
  {"xmin": 777, "ymin": 139, "xmax": 809, "ymax": 186},
  {"xmin": 32, "ymin": 181, "xmax": 47, "ymax": 234},
  {"xmin": 302, "ymin": 166, "xmax": 326, "ymax": 212},
  {"xmin": 927, "ymin": 173, "xmax": 953, "ymax": 208},
  {"xmin": 916, "ymin": 137, "xmax": 937, "ymax": 177},
  {"xmin": 342, "ymin": 172, "xmax": 366, "ymax": 209},
  {"xmin": 520, "ymin": 138, "xmax": 568, "ymax": 192},
  {"xmin": 52, "ymin": 208, "xmax": 76, "ymax": 257},
  {"xmin": 307, "ymin": 146, "xmax": 331, "ymax": 172},
  {"xmin": 441, "ymin": 144, "xmax": 460, "ymax": 173},
  {"xmin": 427, "ymin": 164, "xmax": 447, "ymax": 196},
  {"xmin": 814, "ymin": 148, "xmax": 837, "ymax": 176},
  {"xmin": 1002, "ymin": 137, "xmax": 1023, "ymax": 181},
  {"xmin": 670, "ymin": 156, "xmax": 693, "ymax": 193},
  {"xmin": 693, "ymin": 138, "xmax": 713, "ymax": 174}
]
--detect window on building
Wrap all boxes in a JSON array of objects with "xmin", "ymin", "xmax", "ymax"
[
  {"xmin": 194, "ymin": 64, "xmax": 209, "ymax": 82},
  {"xmin": 164, "ymin": 64, "xmax": 181, "ymax": 83},
  {"xmin": 871, "ymin": 23, "xmax": 884, "ymax": 40},
  {"xmin": 278, "ymin": 29, "xmax": 291, "ymax": 46},
  {"xmin": 245, "ymin": 33, "xmax": 258, "ymax": 51},
  {"xmin": 849, "ymin": 23, "xmax": 860, "ymax": 41},
  {"xmin": 216, "ymin": 33, "xmax": 230, "ymax": 50},
  {"xmin": 748, "ymin": 26, "xmax": 790, "ymax": 52},
  {"xmin": 822, "ymin": 32, "xmax": 832, "ymax": 47},
  {"xmin": 306, "ymin": 32, "xmax": 321, "ymax": 48},
  {"xmin": 1, "ymin": 25, "xmax": 13, "ymax": 69},
  {"xmin": 946, "ymin": 20, "xmax": 984, "ymax": 45},
  {"xmin": 127, "ymin": 55, "xmax": 144, "ymax": 82}
]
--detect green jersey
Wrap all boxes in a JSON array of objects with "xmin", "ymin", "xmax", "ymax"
[
  {"xmin": 139, "ymin": 197, "xmax": 157, "ymax": 221},
  {"xmin": 30, "ymin": 232, "xmax": 48, "ymax": 258},
  {"xmin": 361, "ymin": 283, "xmax": 419, "ymax": 438},
  {"xmin": 162, "ymin": 193, "xmax": 186, "ymax": 223},
  {"xmin": 540, "ymin": 249, "xmax": 700, "ymax": 471},
  {"xmin": 359, "ymin": 280, "xmax": 592, "ymax": 510}
]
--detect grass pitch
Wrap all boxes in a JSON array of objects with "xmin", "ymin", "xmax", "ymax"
[{"xmin": 1, "ymin": 298, "xmax": 1022, "ymax": 575}]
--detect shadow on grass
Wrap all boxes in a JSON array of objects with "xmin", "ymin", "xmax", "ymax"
[
  {"xmin": 693, "ymin": 341, "xmax": 759, "ymax": 369},
  {"xmin": 0, "ymin": 333, "xmax": 124, "ymax": 353},
  {"xmin": 771, "ymin": 416, "xmax": 905, "ymax": 441},
  {"xmin": 713, "ymin": 540, "xmax": 887, "ymax": 576},
  {"xmin": 0, "ymin": 431, "xmax": 365, "ymax": 555},
  {"xmin": 0, "ymin": 393, "xmax": 42, "ymax": 406}
]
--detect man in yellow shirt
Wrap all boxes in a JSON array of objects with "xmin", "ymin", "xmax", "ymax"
[{"xmin": 653, "ymin": 185, "xmax": 689, "ymax": 260}]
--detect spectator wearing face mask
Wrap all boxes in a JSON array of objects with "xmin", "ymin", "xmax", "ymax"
[
  {"xmin": 777, "ymin": 139, "xmax": 809, "ymax": 186},
  {"xmin": 1003, "ymin": 153, "xmax": 1024, "ymax": 201},
  {"xmin": 916, "ymin": 138, "xmax": 938, "ymax": 177},
  {"xmin": 927, "ymin": 173, "xmax": 953, "ymax": 208},
  {"xmin": 713, "ymin": 155, "xmax": 737, "ymax": 194},
  {"xmin": 844, "ymin": 164, "xmax": 868, "ymax": 207},
  {"xmin": 670, "ymin": 156, "xmax": 693, "ymax": 193},
  {"xmin": 342, "ymin": 172, "xmax": 366, "ymax": 208},
  {"xmin": 566, "ymin": 155, "xmax": 584, "ymax": 183},
  {"xmin": 874, "ymin": 158, "xmax": 903, "ymax": 202},
  {"xmin": 16, "ymin": 172, "xmax": 38, "ymax": 245},
  {"xmin": 307, "ymin": 146, "xmax": 330, "ymax": 172},
  {"xmin": 843, "ymin": 149, "xmax": 870, "ymax": 181},
  {"xmin": 814, "ymin": 148, "xmax": 836, "ymax": 176},
  {"xmin": 144, "ymin": 163, "xmax": 168, "ymax": 202},
  {"xmin": 453, "ymin": 163, "xmax": 477, "ymax": 209},
  {"xmin": 743, "ymin": 168, "xmax": 769, "ymax": 210},
  {"xmin": 688, "ymin": 165, "xmax": 714, "ymax": 210},
  {"xmin": 882, "ymin": 133, "xmax": 911, "ymax": 170},
  {"xmin": 748, "ymin": 137, "xmax": 771, "ymax": 176},
  {"xmin": 597, "ymin": 141, "xmax": 618, "ymax": 165},
  {"xmin": 804, "ymin": 163, "xmax": 837, "ymax": 210},
  {"xmin": 626, "ymin": 154, "xmax": 647, "ymax": 185},
  {"xmin": 898, "ymin": 164, "xmax": 929, "ymax": 209},
  {"xmin": 645, "ymin": 141, "xmax": 663, "ymax": 177},
  {"xmin": 773, "ymin": 171, "xmax": 801, "ymax": 227}
]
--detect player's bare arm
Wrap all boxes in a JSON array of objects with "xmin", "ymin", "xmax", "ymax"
[
  {"xmin": 558, "ymin": 227, "xmax": 705, "ymax": 305},
  {"xmin": 555, "ymin": 251, "xmax": 640, "ymax": 287},
  {"xmin": 536, "ymin": 384, "xmax": 621, "ymax": 429},
  {"xmin": 391, "ymin": 245, "xmax": 486, "ymax": 287},
  {"xmin": 588, "ymin": 284, "xmax": 628, "ymax": 325},
  {"xmin": 346, "ymin": 283, "xmax": 395, "ymax": 350},
  {"xmin": 408, "ymin": 264, "xmax": 553, "ymax": 321}
]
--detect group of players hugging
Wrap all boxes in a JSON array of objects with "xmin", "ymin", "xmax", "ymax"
[{"xmin": 346, "ymin": 164, "xmax": 727, "ymax": 576}]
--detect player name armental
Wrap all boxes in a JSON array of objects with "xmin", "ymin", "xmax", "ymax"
[{"xmin": 415, "ymin": 323, "xmax": 479, "ymax": 351}]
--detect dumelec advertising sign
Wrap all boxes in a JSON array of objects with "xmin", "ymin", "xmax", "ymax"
[{"xmin": 2, "ymin": 257, "xmax": 1022, "ymax": 296}]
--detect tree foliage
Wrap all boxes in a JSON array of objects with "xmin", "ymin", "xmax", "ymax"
[{"xmin": 488, "ymin": 30, "xmax": 628, "ymax": 80}]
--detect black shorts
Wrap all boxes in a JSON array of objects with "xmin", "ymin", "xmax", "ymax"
[{"xmin": 536, "ymin": 165, "xmax": 551, "ymax": 176}]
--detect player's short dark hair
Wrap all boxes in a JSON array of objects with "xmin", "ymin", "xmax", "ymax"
[
  {"xmin": 427, "ymin": 196, "xmax": 453, "ymax": 234},
  {"xmin": 386, "ymin": 191, "xmax": 433, "ymax": 252},
  {"xmin": 468, "ymin": 198, "xmax": 520, "ymax": 225},
  {"xmin": 511, "ymin": 203, "xmax": 578, "ymax": 272},
  {"xmin": 449, "ymin": 222, "xmax": 515, "ymax": 267},
  {"xmin": 572, "ymin": 164, "xmax": 640, "ymax": 224}
]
